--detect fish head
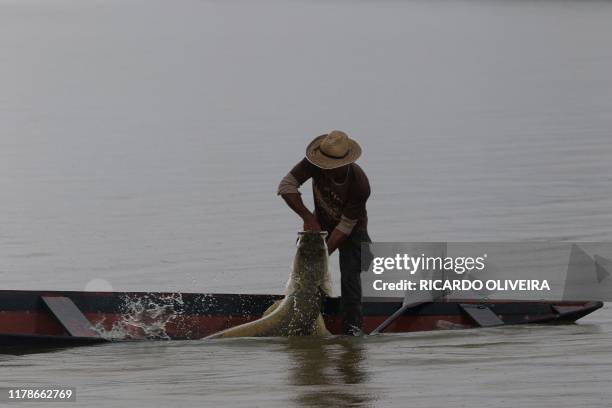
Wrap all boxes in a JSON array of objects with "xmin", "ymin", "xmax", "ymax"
[
  {"xmin": 296, "ymin": 231, "xmax": 328, "ymax": 253},
  {"xmin": 292, "ymin": 231, "xmax": 329, "ymax": 289}
]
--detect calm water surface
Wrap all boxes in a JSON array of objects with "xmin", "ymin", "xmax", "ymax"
[{"xmin": 1, "ymin": 0, "xmax": 611, "ymax": 406}]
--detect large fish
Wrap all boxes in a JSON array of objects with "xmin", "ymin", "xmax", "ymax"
[{"xmin": 206, "ymin": 231, "xmax": 331, "ymax": 338}]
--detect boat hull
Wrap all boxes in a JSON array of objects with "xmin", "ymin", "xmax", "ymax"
[{"xmin": 0, "ymin": 290, "xmax": 603, "ymax": 344}]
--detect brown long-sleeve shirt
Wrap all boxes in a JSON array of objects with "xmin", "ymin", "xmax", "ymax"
[{"xmin": 278, "ymin": 158, "xmax": 370, "ymax": 235}]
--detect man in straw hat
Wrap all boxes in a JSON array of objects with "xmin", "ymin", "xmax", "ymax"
[{"xmin": 278, "ymin": 130, "xmax": 372, "ymax": 335}]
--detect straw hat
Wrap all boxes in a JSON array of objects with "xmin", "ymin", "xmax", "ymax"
[{"xmin": 305, "ymin": 130, "xmax": 362, "ymax": 169}]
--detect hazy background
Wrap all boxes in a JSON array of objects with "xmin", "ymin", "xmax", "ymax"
[{"xmin": 2, "ymin": 0, "xmax": 611, "ymax": 295}]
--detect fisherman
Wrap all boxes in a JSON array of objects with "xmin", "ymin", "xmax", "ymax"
[{"xmin": 278, "ymin": 130, "xmax": 372, "ymax": 336}]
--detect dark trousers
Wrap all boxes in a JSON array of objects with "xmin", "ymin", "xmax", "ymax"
[{"xmin": 338, "ymin": 230, "xmax": 372, "ymax": 335}]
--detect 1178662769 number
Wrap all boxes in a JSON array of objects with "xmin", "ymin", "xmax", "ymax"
[{"xmin": 2, "ymin": 388, "xmax": 76, "ymax": 401}]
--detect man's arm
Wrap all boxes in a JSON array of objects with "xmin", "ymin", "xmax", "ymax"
[
  {"xmin": 281, "ymin": 193, "xmax": 321, "ymax": 232},
  {"xmin": 326, "ymin": 215, "xmax": 358, "ymax": 254},
  {"xmin": 326, "ymin": 227, "xmax": 348, "ymax": 255},
  {"xmin": 277, "ymin": 159, "xmax": 321, "ymax": 231}
]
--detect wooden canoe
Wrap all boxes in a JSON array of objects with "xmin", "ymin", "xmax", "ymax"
[{"xmin": 0, "ymin": 290, "xmax": 602, "ymax": 346}]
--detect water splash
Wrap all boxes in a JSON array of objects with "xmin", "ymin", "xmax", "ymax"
[{"xmin": 94, "ymin": 293, "xmax": 184, "ymax": 340}]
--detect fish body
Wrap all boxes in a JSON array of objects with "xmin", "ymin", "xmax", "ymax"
[{"xmin": 206, "ymin": 232, "xmax": 330, "ymax": 338}]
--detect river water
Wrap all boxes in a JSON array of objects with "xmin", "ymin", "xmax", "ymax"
[{"xmin": 1, "ymin": 0, "xmax": 611, "ymax": 406}]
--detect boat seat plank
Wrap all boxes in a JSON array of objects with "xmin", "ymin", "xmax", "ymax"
[
  {"xmin": 460, "ymin": 304, "xmax": 504, "ymax": 327},
  {"xmin": 41, "ymin": 296, "xmax": 101, "ymax": 338}
]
